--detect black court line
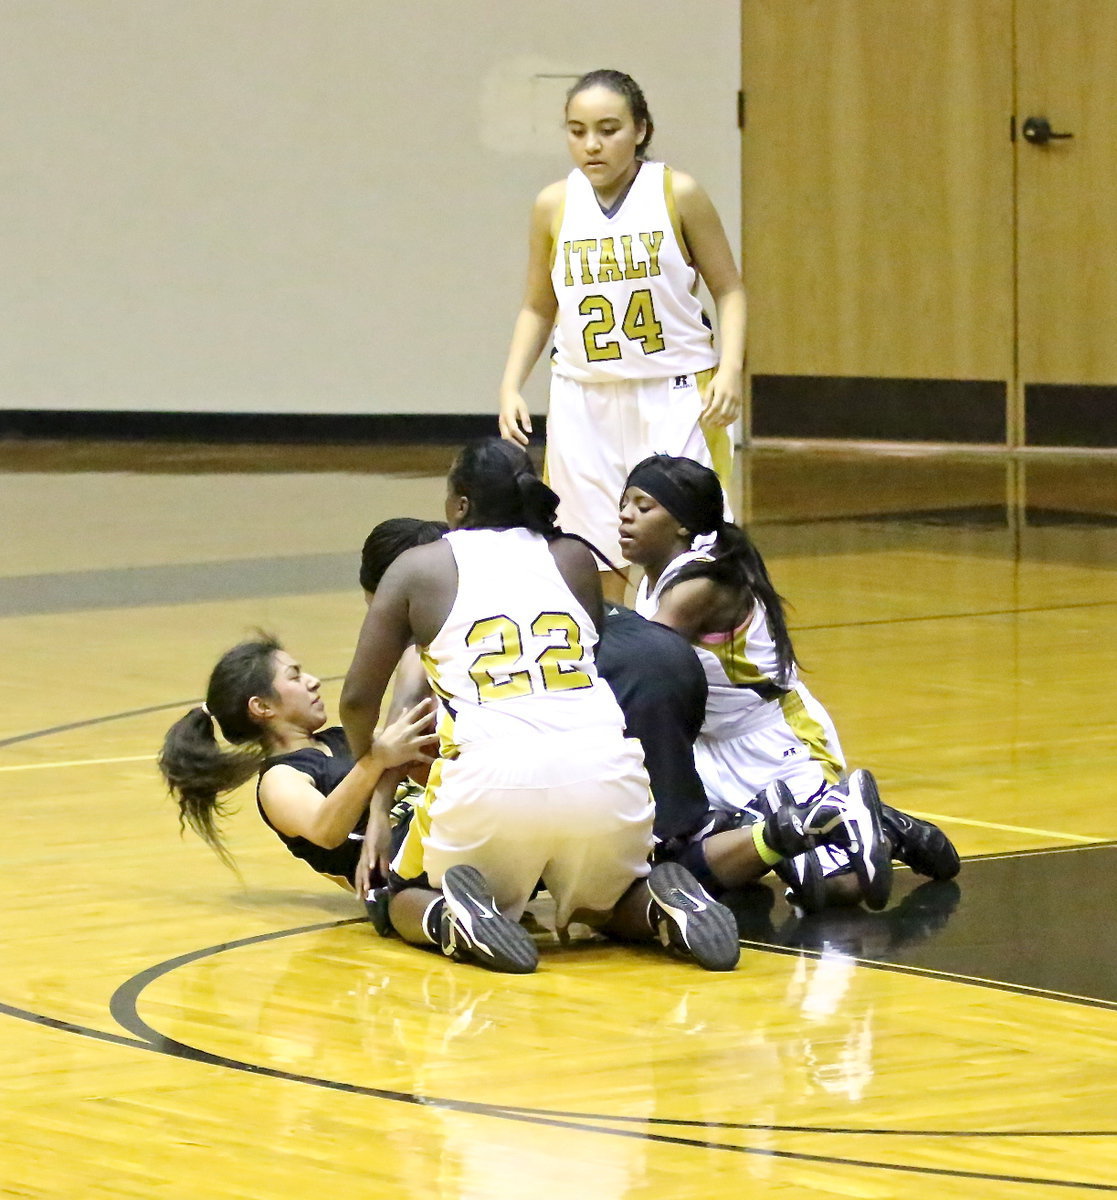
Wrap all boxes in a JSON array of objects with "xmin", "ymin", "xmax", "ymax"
[
  {"xmin": 964, "ymin": 842, "xmax": 1117, "ymax": 862},
  {"xmin": 0, "ymin": 698, "xmax": 203, "ymax": 750},
  {"xmin": 739, "ymin": 940, "xmax": 1117, "ymax": 1014},
  {"xmin": 799, "ymin": 596, "xmax": 1117, "ymax": 634},
  {"xmin": 0, "ymin": 921, "xmax": 1110, "ymax": 1189},
  {"xmin": 0, "ymin": 678, "xmax": 344, "ymax": 750},
  {"xmin": 92, "ymin": 921, "xmax": 1117, "ymax": 1190},
  {"xmin": 93, "ymin": 921, "xmax": 1117, "ymax": 1192}
]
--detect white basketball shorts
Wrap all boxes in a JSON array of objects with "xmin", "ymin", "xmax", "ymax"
[
  {"xmin": 546, "ymin": 370, "xmax": 731, "ymax": 568},
  {"xmin": 414, "ymin": 729, "xmax": 654, "ymax": 929}
]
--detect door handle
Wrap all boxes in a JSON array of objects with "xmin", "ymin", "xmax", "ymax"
[{"xmin": 1021, "ymin": 116, "xmax": 1074, "ymax": 145}]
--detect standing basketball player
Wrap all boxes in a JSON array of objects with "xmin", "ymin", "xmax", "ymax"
[
  {"xmin": 340, "ymin": 439, "xmax": 740, "ymax": 973},
  {"xmin": 498, "ymin": 69, "xmax": 746, "ymax": 600}
]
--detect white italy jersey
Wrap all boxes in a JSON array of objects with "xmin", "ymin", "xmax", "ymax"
[
  {"xmin": 421, "ymin": 528, "xmax": 625, "ymax": 753},
  {"xmin": 635, "ymin": 549, "xmax": 801, "ymax": 739},
  {"xmin": 550, "ymin": 162, "xmax": 719, "ymax": 384},
  {"xmin": 637, "ymin": 550, "xmax": 844, "ymax": 806}
]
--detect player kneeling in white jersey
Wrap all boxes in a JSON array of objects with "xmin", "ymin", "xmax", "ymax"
[
  {"xmin": 619, "ymin": 454, "xmax": 960, "ymax": 914},
  {"xmin": 340, "ymin": 439, "xmax": 740, "ymax": 973}
]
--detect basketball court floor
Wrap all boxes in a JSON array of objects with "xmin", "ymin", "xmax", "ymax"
[{"xmin": 2, "ymin": 438, "xmax": 1115, "ymax": 1197}]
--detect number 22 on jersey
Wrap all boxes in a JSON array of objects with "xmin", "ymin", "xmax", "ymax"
[{"xmin": 466, "ymin": 612, "xmax": 593, "ymax": 703}]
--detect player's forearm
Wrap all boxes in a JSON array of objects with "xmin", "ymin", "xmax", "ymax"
[
  {"xmin": 339, "ymin": 684, "xmax": 382, "ymax": 759},
  {"xmin": 713, "ymin": 286, "xmax": 747, "ymax": 372},
  {"xmin": 500, "ymin": 306, "xmax": 555, "ymax": 397},
  {"xmin": 304, "ymin": 752, "xmax": 387, "ymax": 848},
  {"xmin": 369, "ymin": 767, "xmax": 405, "ymax": 817}
]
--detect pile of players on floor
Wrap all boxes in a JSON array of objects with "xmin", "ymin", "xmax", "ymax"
[{"xmin": 159, "ymin": 441, "xmax": 960, "ymax": 976}]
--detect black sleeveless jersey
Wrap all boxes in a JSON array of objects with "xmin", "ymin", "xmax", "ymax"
[{"xmin": 257, "ymin": 727, "xmax": 364, "ymax": 884}]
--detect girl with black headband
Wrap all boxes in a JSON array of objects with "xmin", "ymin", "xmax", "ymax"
[{"xmin": 619, "ymin": 455, "xmax": 960, "ymax": 912}]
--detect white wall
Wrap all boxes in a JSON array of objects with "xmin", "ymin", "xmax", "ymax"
[{"xmin": 0, "ymin": 1, "xmax": 739, "ymax": 416}]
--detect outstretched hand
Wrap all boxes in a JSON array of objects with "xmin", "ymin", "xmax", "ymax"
[
  {"xmin": 375, "ymin": 697, "xmax": 438, "ymax": 770},
  {"xmin": 356, "ymin": 807, "xmax": 393, "ymax": 895}
]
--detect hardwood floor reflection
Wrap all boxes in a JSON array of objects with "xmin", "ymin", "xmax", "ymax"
[{"xmin": 2, "ymin": 440, "xmax": 1115, "ymax": 1198}]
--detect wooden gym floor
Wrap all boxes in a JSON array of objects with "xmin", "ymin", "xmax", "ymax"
[{"xmin": 2, "ymin": 438, "xmax": 1116, "ymax": 1198}]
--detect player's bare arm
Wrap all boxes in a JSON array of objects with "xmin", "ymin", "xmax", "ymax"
[
  {"xmin": 341, "ymin": 541, "xmax": 455, "ymax": 756},
  {"xmin": 340, "ymin": 558, "xmax": 415, "ymax": 758},
  {"xmin": 673, "ymin": 172, "xmax": 747, "ymax": 428},
  {"xmin": 259, "ymin": 704, "xmax": 434, "ymax": 851},
  {"xmin": 498, "ymin": 182, "xmax": 564, "ymax": 445},
  {"xmin": 651, "ymin": 575, "xmax": 752, "ymax": 642},
  {"xmin": 549, "ymin": 534, "xmax": 607, "ymax": 633}
]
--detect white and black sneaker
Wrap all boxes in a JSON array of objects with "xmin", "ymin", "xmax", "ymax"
[
  {"xmin": 880, "ymin": 804, "xmax": 961, "ymax": 880},
  {"xmin": 363, "ymin": 886, "xmax": 394, "ymax": 937},
  {"xmin": 760, "ymin": 774, "xmax": 892, "ymax": 911},
  {"xmin": 647, "ymin": 861, "xmax": 741, "ymax": 971},
  {"xmin": 773, "ymin": 847, "xmax": 828, "ymax": 914},
  {"xmin": 440, "ymin": 864, "xmax": 539, "ymax": 975},
  {"xmin": 833, "ymin": 769, "xmax": 893, "ymax": 911}
]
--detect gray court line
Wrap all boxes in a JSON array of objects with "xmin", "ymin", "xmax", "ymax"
[
  {"xmin": 0, "ymin": 677, "xmax": 345, "ymax": 750},
  {"xmin": 0, "ymin": 551, "xmax": 358, "ymax": 617}
]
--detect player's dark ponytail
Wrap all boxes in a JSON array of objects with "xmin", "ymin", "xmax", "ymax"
[
  {"xmin": 157, "ymin": 634, "xmax": 283, "ymax": 869},
  {"xmin": 514, "ymin": 470, "xmax": 561, "ymax": 536},
  {"xmin": 449, "ymin": 438, "xmax": 562, "ymax": 538},
  {"xmin": 624, "ymin": 455, "xmax": 798, "ymax": 685}
]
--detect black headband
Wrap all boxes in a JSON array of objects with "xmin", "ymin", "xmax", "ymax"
[{"xmin": 625, "ymin": 460, "xmax": 719, "ymax": 535}]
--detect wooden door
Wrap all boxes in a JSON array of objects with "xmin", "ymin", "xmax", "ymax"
[
  {"xmin": 741, "ymin": 0, "xmax": 1117, "ymax": 448},
  {"xmin": 1015, "ymin": 0, "xmax": 1117, "ymax": 446},
  {"xmin": 741, "ymin": 0, "xmax": 1015, "ymax": 443}
]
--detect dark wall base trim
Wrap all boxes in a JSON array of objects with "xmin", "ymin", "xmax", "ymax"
[
  {"xmin": 0, "ymin": 410, "xmax": 534, "ymax": 445},
  {"xmin": 751, "ymin": 375, "xmax": 1007, "ymax": 444},
  {"xmin": 1025, "ymin": 385, "xmax": 1117, "ymax": 449}
]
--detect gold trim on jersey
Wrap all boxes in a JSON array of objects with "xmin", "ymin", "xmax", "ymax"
[
  {"xmin": 391, "ymin": 758, "xmax": 442, "ymax": 883},
  {"xmin": 663, "ymin": 166, "xmax": 691, "ymax": 265},
  {"xmin": 777, "ymin": 689, "xmax": 844, "ymax": 784},
  {"xmin": 702, "ymin": 620, "xmax": 767, "ymax": 688},
  {"xmin": 701, "ymin": 619, "xmax": 842, "ymax": 782},
  {"xmin": 435, "ymin": 707, "xmax": 460, "ymax": 761},
  {"xmin": 419, "ymin": 646, "xmax": 455, "ymax": 705},
  {"xmin": 549, "ymin": 190, "xmax": 565, "ymax": 271}
]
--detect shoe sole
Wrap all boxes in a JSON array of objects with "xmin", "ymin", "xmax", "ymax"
[
  {"xmin": 843, "ymin": 770, "xmax": 893, "ymax": 910},
  {"xmin": 363, "ymin": 888, "xmax": 393, "ymax": 937},
  {"xmin": 648, "ymin": 862, "xmax": 741, "ymax": 971},
  {"xmin": 774, "ymin": 849, "xmax": 828, "ymax": 914},
  {"xmin": 441, "ymin": 864, "xmax": 539, "ymax": 974},
  {"xmin": 762, "ymin": 779, "xmax": 796, "ymax": 811}
]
